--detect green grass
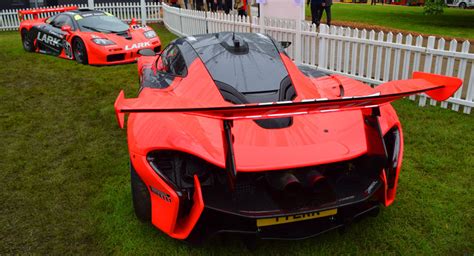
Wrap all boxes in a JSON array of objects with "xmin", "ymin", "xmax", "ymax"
[
  {"xmin": 0, "ymin": 24, "xmax": 473, "ymax": 254},
  {"xmin": 306, "ymin": 3, "xmax": 474, "ymax": 39}
]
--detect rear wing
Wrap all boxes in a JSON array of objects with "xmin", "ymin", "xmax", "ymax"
[
  {"xmin": 18, "ymin": 6, "xmax": 78, "ymax": 21},
  {"xmin": 114, "ymin": 72, "xmax": 462, "ymax": 128},
  {"xmin": 114, "ymin": 71, "xmax": 461, "ymax": 188}
]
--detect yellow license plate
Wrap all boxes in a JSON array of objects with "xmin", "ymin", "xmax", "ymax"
[{"xmin": 256, "ymin": 209, "xmax": 337, "ymax": 227}]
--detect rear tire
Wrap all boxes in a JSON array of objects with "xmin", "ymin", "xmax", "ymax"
[
  {"xmin": 131, "ymin": 162, "xmax": 152, "ymax": 222},
  {"xmin": 459, "ymin": 2, "xmax": 467, "ymax": 8},
  {"xmin": 21, "ymin": 29, "xmax": 35, "ymax": 52},
  {"xmin": 73, "ymin": 37, "xmax": 89, "ymax": 65}
]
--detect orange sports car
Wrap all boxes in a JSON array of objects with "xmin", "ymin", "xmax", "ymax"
[
  {"xmin": 114, "ymin": 32, "xmax": 462, "ymax": 243},
  {"xmin": 19, "ymin": 6, "xmax": 161, "ymax": 65}
]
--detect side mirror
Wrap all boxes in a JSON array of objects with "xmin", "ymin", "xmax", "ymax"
[
  {"xmin": 61, "ymin": 25, "xmax": 72, "ymax": 33},
  {"xmin": 280, "ymin": 41, "xmax": 292, "ymax": 49},
  {"xmin": 138, "ymin": 48, "xmax": 156, "ymax": 57},
  {"xmin": 130, "ymin": 18, "xmax": 137, "ymax": 26}
]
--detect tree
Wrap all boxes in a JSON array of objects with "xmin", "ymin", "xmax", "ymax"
[{"xmin": 424, "ymin": 0, "xmax": 445, "ymax": 15}]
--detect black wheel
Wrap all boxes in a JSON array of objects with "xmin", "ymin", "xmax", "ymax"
[
  {"xmin": 131, "ymin": 162, "xmax": 151, "ymax": 222},
  {"xmin": 21, "ymin": 29, "xmax": 35, "ymax": 52},
  {"xmin": 73, "ymin": 37, "xmax": 88, "ymax": 64},
  {"xmin": 459, "ymin": 2, "xmax": 467, "ymax": 8}
]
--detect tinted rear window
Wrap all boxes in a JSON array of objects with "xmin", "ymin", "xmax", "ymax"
[{"xmin": 189, "ymin": 33, "xmax": 288, "ymax": 94}]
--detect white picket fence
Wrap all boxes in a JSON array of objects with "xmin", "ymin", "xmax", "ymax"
[
  {"xmin": 162, "ymin": 4, "xmax": 474, "ymax": 114},
  {"xmin": 1, "ymin": 2, "xmax": 473, "ymax": 114},
  {"xmin": 0, "ymin": 2, "xmax": 161, "ymax": 31}
]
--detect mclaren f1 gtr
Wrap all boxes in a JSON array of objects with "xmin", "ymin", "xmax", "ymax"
[
  {"xmin": 19, "ymin": 7, "xmax": 161, "ymax": 65},
  {"xmin": 114, "ymin": 32, "xmax": 462, "ymax": 242}
]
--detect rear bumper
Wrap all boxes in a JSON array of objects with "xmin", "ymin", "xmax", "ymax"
[
  {"xmin": 186, "ymin": 199, "xmax": 381, "ymax": 243},
  {"xmin": 131, "ymin": 150, "xmax": 393, "ymax": 241},
  {"xmin": 185, "ymin": 167, "xmax": 385, "ymax": 242},
  {"xmin": 87, "ymin": 41, "xmax": 161, "ymax": 65}
]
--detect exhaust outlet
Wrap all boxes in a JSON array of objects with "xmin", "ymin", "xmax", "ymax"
[
  {"xmin": 266, "ymin": 172, "xmax": 303, "ymax": 196},
  {"xmin": 306, "ymin": 170, "xmax": 328, "ymax": 193}
]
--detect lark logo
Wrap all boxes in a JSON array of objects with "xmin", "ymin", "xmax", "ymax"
[
  {"xmin": 125, "ymin": 42, "xmax": 151, "ymax": 51},
  {"xmin": 37, "ymin": 32, "xmax": 61, "ymax": 47},
  {"xmin": 150, "ymin": 186, "xmax": 171, "ymax": 203}
]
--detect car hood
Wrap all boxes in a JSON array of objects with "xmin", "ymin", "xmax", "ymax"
[{"xmin": 87, "ymin": 26, "xmax": 159, "ymax": 50}]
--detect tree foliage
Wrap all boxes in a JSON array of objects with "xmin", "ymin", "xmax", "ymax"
[{"xmin": 424, "ymin": 0, "xmax": 445, "ymax": 15}]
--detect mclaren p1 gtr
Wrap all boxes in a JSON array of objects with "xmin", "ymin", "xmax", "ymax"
[
  {"xmin": 114, "ymin": 32, "xmax": 462, "ymax": 242},
  {"xmin": 19, "ymin": 7, "xmax": 161, "ymax": 65}
]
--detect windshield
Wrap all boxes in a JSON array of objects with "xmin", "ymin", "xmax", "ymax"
[{"xmin": 77, "ymin": 14, "xmax": 129, "ymax": 33}]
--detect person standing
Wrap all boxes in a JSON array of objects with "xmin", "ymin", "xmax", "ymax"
[
  {"xmin": 195, "ymin": 0, "xmax": 204, "ymax": 10},
  {"xmin": 223, "ymin": 0, "xmax": 232, "ymax": 14},
  {"xmin": 307, "ymin": 0, "xmax": 332, "ymax": 27},
  {"xmin": 210, "ymin": 0, "xmax": 218, "ymax": 11},
  {"xmin": 235, "ymin": 0, "xmax": 247, "ymax": 16},
  {"xmin": 170, "ymin": 0, "xmax": 180, "ymax": 7}
]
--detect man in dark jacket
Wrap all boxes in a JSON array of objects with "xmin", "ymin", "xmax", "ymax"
[
  {"xmin": 223, "ymin": 0, "xmax": 232, "ymax": 14},
  {"xmin": 307, "ymin": 0, "xmax": 332, "ymax": 27}
]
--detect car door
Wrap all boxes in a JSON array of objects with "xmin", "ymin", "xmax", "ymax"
[{"xmin": 34, "ymin": 14, "xmax": 71, "ymax": 56}]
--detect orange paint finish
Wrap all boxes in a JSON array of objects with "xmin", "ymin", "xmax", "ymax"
[
  {"xmin": 18, "ymin": 6, "xmax": 78, "ymax": 21},
  {"xmin": 413, "ymin": 72, "xmax": 463, "ymax": 101},
  {"xmin": 280, "ymin": 54, "xmax": 322, "ymax": 99},
  {"xmin": 171, "ymin": 175, "xmax": 205, "ymax": 239},
  {"xmin": 83, "ymin": 32, "xmax": 161, "ymax": 65},
  {"xmin": 131, "ymin": 153, "xmax": 181, "ymax": 234},
  {"xmin": 131, "ymin": 154, "xmax": 204, "ymax": 239}
]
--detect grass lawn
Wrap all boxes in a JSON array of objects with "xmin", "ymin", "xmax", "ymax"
[
  {"xmin": 1, "ymin": 24, "xmax": 473, "ymax": 255},
  {"xmin": 305, "ymin": 3, "xmax": 474, "ymax": 40}
]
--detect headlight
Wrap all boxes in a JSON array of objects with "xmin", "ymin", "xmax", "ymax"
[
  {"xmin": 144, "ymin": 30, "xmax": 157, "ymax": 39},
  {"xmin": 92, "ymin": 38, "xmax": 115, "ymax": 46}
]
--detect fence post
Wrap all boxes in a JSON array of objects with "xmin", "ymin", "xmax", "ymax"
[
  {"xmin": 88, "ymin": 0, "xmax": 94, "ymax": 9},
  {"xmin": 318, "ymin": 24, "xmax": 327, "ymax": 69},
  {"xmin": 179, "ymin": 8, "xmax": 183, "ymax": 35},
  {"xmin": 419, "ymin": 36, "xmax": 435, "ymax": 107},
  {"xmin": 259, "ymin": 3, "xmax": 265, "ymax": 34},
  {"xmin": 140, "ymin": 0, "xmax": 147, "ymax": 25},
  {"xmin": 205, "ymin": 9, "xmax": 209, "ymax": 34},
  {"xmin": 453, "ymin": 41, "xmax": 470, "ymax": 112},
  {"xmin": 294, "ymin": 23, "xmax": 302, "ymax": 64}
]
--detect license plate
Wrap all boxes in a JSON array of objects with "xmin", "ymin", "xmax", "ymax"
[{"xmin": 256, "ymin": 209, "xmax": 337, "ymax": 227}]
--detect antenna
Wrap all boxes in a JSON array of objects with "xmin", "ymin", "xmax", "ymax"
[{"xmin": 232, "ymin": 11, "xmax": 236, "ymax": 41}]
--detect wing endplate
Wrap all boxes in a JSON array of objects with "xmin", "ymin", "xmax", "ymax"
[{"xmin": 413, "ymin": 71, "xmax": 463, "ymax": 101}]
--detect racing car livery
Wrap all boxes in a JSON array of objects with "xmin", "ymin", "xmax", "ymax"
[
  {"xmin": 19, "ymin": 7, "xmax": 161, "ymax": 65},
  {"xmin": 114, "ymin": 32, "xmax": 462, "ymax": 242}
]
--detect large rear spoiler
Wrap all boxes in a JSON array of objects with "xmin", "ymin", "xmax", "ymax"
[
  {"xmin": 18, "ymin": 6, "xmax": 78, "ymax": 21},
  {"xmin": 114, "ymin": 72, "xmax": 461, "ymax": 187},
  {"xmin": 114, "ymin": 72, "xmax": 461, "ymax": 128}
]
